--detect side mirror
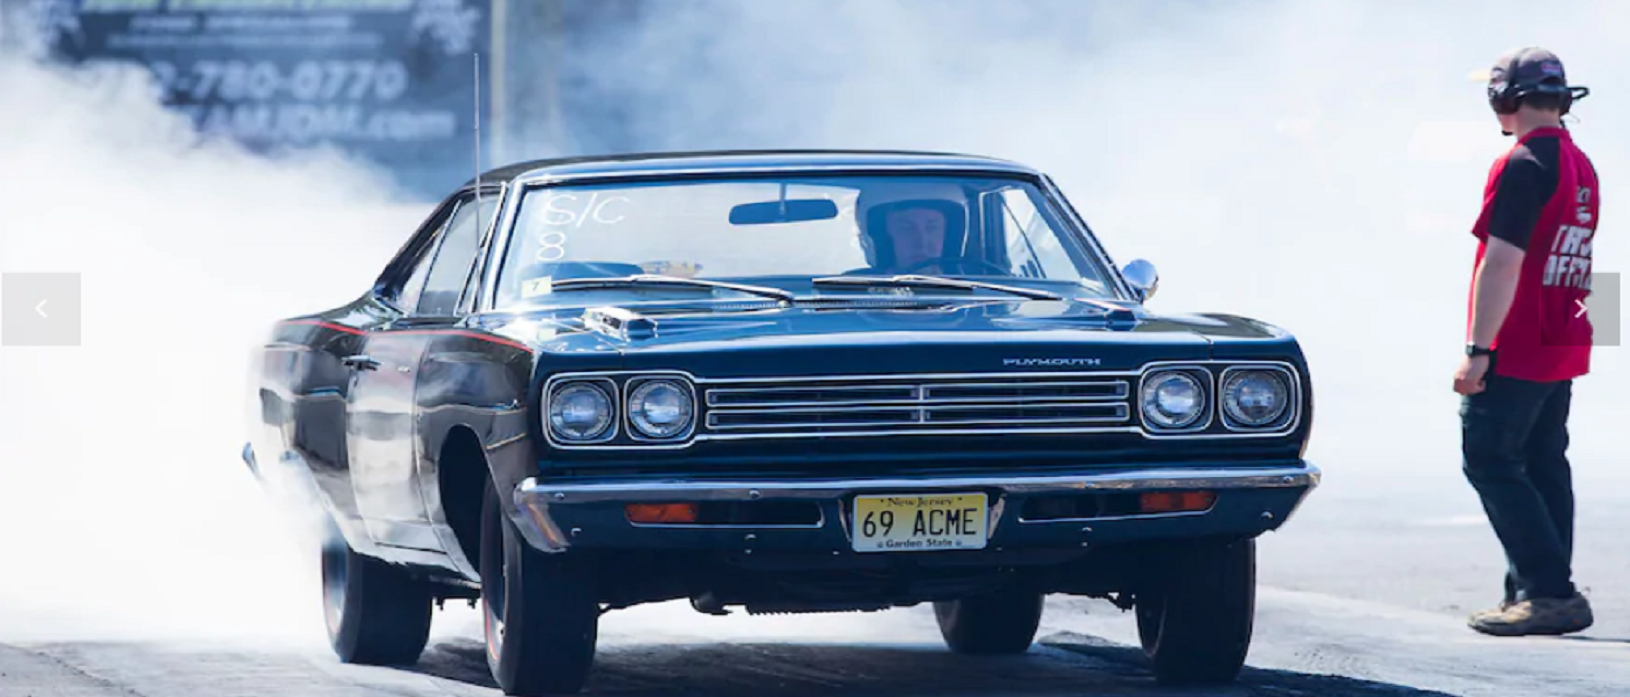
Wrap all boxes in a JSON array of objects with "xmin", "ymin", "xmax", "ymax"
[{"xmin": 1121, "ymin": 259, "xmax": 1159, "ymax": 302}]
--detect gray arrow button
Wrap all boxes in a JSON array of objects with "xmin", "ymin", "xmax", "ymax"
[{"xmin": 3, "ymin": 273, "xmax": 81, "ymax": 347}]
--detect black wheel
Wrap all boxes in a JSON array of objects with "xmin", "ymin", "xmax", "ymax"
[
  {"xmin": 1134, "ymin": 538, "xmax": 1256, "ymax": 685},
  {"xmin": 480, "ymin": 478, "xmax": 599, "ymax": 696},
  {"xmin": 932, "ymin": 587, "xmax": 1045, "ymax": 654},
  {"xmin": 319, "ymin": 527, "xmax": 433, "ymax": 665}
]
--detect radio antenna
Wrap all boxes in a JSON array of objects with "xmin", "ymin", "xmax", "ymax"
[{"xmin": 474, "ymin": 51, "xmax": 482, "ymax": 204}]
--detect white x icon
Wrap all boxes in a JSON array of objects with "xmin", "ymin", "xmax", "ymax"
[{"xmin": 1575, "ymin": 299, "xmax": 1589, "ymax": 318}]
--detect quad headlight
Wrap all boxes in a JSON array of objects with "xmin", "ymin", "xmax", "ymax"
[
  {"xmin": 627, "ymin": 379, "xmax": 696, "ymax": 440},
  {"xmin": 544, "ymin": 374, "xmax": 698, "ymax": 445},
  {"xmin": 1140, "ymin": 371, "xmax": 1206, "ymax": 430},
  {"xmin": 548, "ymin": 381, "xmax": 615, "ymax": 442},
  {"xmin": 1221, "ymin": 369, "xmax": 1291, "ymax": 427}
]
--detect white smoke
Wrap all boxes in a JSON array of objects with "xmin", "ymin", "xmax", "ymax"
[
  {"xmin": 528, "ymin": 0, "xmax": 1627, "ymax": 489},
  {"xmin": 0, "ymin": 53, "xmax": 427, "ymax": 644},
  {"xmin": 0, "ymin": 0, "xmax": 1625, "ymax": 651}
]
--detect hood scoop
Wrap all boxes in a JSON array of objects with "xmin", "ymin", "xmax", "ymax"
[{"xmin": 583, "ymin": 306, "xmax": 657, "ymax": 341}]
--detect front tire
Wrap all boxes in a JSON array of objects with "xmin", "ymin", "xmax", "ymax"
[
  {"xmin": 933, "ymin": 587, "xmax": 1045, "ymax": 654},
  {"xmin": 319, "ymin": 528, "xmax": 434, "ymax": 665},
  {"xmin": 1134, "ymin": 537, "xmax": 1256, "ymax": 685},
  {"xmin": 480, "ymin": 479, "xmax": 599, "ymax": 696}
]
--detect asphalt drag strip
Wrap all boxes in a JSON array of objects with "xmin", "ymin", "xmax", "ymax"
[
  {"xmin": 10, "ymin": 584, "xmax": 1624, "ymax": 697},
  {"xmin": 0, "ymin": 636, "xmax": 1454, "ymax": 697}
]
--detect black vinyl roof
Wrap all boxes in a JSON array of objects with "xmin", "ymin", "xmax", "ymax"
[{"xmin": 461, "ymin": 149, "xmax": 1037, "ymax": 188}]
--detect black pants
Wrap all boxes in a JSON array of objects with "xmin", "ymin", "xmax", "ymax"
[{"xmin": 1460, "ymin": 363, "xmax": 1577, "ymax": 602}]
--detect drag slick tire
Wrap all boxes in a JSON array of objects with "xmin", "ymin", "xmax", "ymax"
[
  {"xmin": 480, "ymin": 479, "xmax": 599, "ymax": 696},
  {"xmin": 933, "ymin": 586, "xmax": 1045, "ymax": 654},
  {"xmin": 319, "ymin": 529, "xmax": 434, "ymax": 665},
  {"xmin": 1135, "ymin": 537, "xmax": 1256, "ymax": 684}
]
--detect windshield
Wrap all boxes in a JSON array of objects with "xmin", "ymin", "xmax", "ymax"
[{"xmin": 491, "ymin": 174, "xmax": 1120, "ymax": 307}]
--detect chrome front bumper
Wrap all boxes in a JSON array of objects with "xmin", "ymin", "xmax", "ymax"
[{"xmin": 508, "ymin": 463, "xmax": 1320, "ymax": 553}]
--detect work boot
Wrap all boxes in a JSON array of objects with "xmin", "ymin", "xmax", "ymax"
[
  {"xmin": 1468, "ymin": 599, "xmax": 1513, "ymax": 623},
  {"xmin": 1468, "ymin": 593, "xmax": 1593, "ymax": 636}
]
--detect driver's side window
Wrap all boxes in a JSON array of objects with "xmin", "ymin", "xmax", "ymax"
[
  {"xmin": 390, "ymin": 197, "xmax": 463, "ymax": 312},
  {"xmin": 396, "ymin": 236, "xmax": 442, "ymax": 313},
  {"xmin": 417, "ymin": 194, "xmax": 500, "ymax": 316}
]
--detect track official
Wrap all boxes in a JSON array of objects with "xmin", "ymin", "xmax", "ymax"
[{"xmin": 1456, "ymin": 47, "xmax": 1598, "ymax": 637}]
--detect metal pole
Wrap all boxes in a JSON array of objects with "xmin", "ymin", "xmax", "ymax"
[
  {"xmin": 489, "ymin": 0, "xmax": 508, "ymax": 165},
  {"xmin": 538, "ymin": 0, "xmax": 567, "ymax": 157},
  {"xmin": 0, "ymin": 0, "xmax": 16, "ymax": 56}
]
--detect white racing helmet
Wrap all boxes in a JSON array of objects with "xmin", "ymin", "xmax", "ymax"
[{"xmin": 853, "ymin": 179, "xmax": 972, "ymax": 270}]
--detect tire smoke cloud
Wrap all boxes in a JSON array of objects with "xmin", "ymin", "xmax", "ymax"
[{"xmin": 1, "ymin": 0, "xmax": 1624, "ymax": 647}]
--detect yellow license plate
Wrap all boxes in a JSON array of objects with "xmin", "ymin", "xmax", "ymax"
[{"xmin": 851, "ymin": 493, "xmax": 989, "ymax": 553}]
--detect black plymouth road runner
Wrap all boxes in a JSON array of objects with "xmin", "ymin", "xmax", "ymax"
[{"xmin": 244, "ymin": 150, "xmax": 1319, "ymax": 695}]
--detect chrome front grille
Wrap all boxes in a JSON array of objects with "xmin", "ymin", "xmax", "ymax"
[{"xmin": 701, "ymin": 375, "xmax": 1134, "ymax": 438}]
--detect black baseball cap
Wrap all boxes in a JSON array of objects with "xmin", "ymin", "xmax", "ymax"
[
  {"xmin": 1489, "ymin": 47, "xmax": 1569, "ymax": 93},
  {"xmin": 1479, "ymin": 47, "xmax": 1588, "ymax": 114}
]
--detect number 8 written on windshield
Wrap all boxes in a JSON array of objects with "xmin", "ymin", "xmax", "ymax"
[{"xmin": 532, "ymin": 192, "xmax": 630, "ymax": 262}]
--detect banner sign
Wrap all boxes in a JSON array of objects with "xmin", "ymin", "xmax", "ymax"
[{"xmin": 36, "ymin": 0, "xmax": 491, "ymax": 197}]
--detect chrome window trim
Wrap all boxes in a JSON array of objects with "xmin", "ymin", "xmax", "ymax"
[
  {"xmin": 1037, "ymin": 174, "xmax": 1136, "ymax": 301},
  {"xmin": 509, "ymin": 162, "xmax": 1038, "ymax": 188},
  {"xmin": 478, "ymin": 166, "xmax": 1129, "ymax": 311}
]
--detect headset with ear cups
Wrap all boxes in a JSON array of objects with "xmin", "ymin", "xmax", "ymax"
[{"xmin": 1487, "ymin": 53, "xmax": 1591, "ymax": 116}]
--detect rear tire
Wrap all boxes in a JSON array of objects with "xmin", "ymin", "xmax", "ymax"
[
  {"xmin": 1134, "ymin": 537, "xmax": 1256, "ymax": 685},
  {"xmin": 933, "ymin": 587, "xmax": 1045, "ymax": 654},
  {"xmin": 480, "ymin": 478, "xmax": 599, "ymax": 696},
  {"xmin": 319, "ymin": 527, "xmax": 434, "ymax": 665}
]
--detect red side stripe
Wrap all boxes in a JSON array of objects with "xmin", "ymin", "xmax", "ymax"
[
  {"xmin": 280, "ymin": 319, "xmax": 365, "ymax": 335},
  {"xmin": 278, "ymin": 320, "xmax": 531, "ymax": 352},
  {"xmin": 386, "ymin": 330, "xmax": 532, "ymax": 352}
]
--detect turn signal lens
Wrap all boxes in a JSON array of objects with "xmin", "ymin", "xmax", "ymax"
[
  {"xmin": 1139, "ymin": 491, "xmax": 1216, "ymax": 514},
  {"xmin": 625, "ymin": 503, "xmax": 699, "ymax": 524}
]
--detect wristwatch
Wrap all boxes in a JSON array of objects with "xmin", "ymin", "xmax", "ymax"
[{"xmin": 1466, "ymin": 343, "xmax": 1494, "ymax": 357}]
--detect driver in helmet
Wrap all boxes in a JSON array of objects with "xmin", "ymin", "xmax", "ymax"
[{"xmin": 854, "ymin": 181, "xmax": 972, "ymax": 275}]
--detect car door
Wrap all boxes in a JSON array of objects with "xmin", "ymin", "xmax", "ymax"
[
  {"xmin": 267, "ymin": 195, "xmax": 459, "ymax": 557},
  {"xmin": 347, "ymin": 190, "xmax": 496, "ymax": 551}
]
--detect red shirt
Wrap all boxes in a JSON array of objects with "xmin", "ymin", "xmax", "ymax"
[{"xmin": 1468, "ymin": 126, "xmax": 1598, "ymax": 382}]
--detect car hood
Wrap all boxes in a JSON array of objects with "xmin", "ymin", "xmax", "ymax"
[{"xmin": 484, "ymin": 297, "xmax": 1298, "ymax": 378}]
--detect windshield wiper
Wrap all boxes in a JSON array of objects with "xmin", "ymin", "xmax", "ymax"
[
  {"xmin": 547, "ymin": 274, "xmax": 795, "ymax": 302},
  {"xmin": 811, "ymin": 275, "xmax": 1063, "ymax": 301}
]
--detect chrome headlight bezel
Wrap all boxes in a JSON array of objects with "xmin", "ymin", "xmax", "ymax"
[
  {"xmin": 625, "ymin": 377, "xmax": 698, "ymax": 442},
  {"xmin": 1220, "ymin": 367, "xmax": 1295, "ymax": 430},
  {"xmin": 1139, "ymin": 369, "xmax": 1210, "ymax": 432},
  {"xmin": 545, "ymin": 378, "xmax": 617, "ymax": 444}
]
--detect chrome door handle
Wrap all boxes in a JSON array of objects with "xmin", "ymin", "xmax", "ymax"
[{"xmin": 342, "ymin": 354, "xmax": 380, "ymax": 371}]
